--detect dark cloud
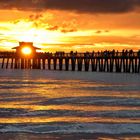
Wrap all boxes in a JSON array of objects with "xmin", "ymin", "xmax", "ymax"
[
  {"xmin": 46, "ymin": 25, "xmax": 59, "ymax": 31},
  {"xmin": 29, "ymin": 14, "xmax": 43, "ymax": 20},
  {"xmin": 95, "ymin": 30, "xmax": 102, "ymax": 34},
  {"xmin": 95, "ymin": 30, "xmax": 110, "ymax": 34},
  {"xmin": 61, "ymin": 29, "xmax": 77, "ymax": 33},
  {"xmin": 0, "ymin": 0, "xmax": 140, "ymax": 13},
  {"xmin": 45, "ymin": 0, "xmax": 140, "ymax": 13},
  {"xmin": 46, "ymin": 25, "xmax": 77, "ymax": 33}
]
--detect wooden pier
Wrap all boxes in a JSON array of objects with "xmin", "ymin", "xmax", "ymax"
[{"xmin": 0, "ymin": 51, "xmax": 140, "ymax": 73}]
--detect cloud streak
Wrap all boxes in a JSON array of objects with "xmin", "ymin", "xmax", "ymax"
[{"xmin": 0, "ymin": 0, "xmax": 140, "ymax": 13}]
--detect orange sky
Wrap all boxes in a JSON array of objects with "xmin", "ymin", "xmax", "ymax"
[{"xmin": 0, "ymin": 0, "xmax": 140, "ymax": 52}]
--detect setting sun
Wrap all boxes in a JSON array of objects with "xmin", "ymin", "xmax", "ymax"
[{"xmin": 21, "ymin": 47, "xmax": 32, "ymax": 55}]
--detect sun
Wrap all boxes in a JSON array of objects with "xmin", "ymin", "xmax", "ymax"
[{"xmin": 21, "ymin": 47, "xmax": 32, "ymax": 55}]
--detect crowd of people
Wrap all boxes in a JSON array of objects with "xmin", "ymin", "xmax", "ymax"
[{"xmin": 53, "ymin": 50, "xmax": 140, "ymax": 57}]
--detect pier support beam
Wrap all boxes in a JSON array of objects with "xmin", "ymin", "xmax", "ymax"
[
  {"xmin": 77, "ymin": 58, "xmax": 83, "ymax": 71},
  {"xmin": 11, "ymin": 58, "xmax": 14, "ymax": 69},
  {"xmin": 65, "ymin": 57, "xmax": 69, "ymax": 71},
  {"xmin": 1, "ymin": 58, "xmax": 5, "ymax": 69},
  {"xmin": 59, "ymin": 58, "xmax": 63, "ymax": 71},
  {"xmin": 91, "ymin": 58, "xmax": 97, "ymax": 71},
  {"xmin": 6, "ymin": 58, "xmax": 9, "ymax": 69},
  {"xmin": 71, "ymin": 57, "xmax": 76, "ymax": 71},
  {"xmin": 53, "ymin": 57, "xmax": 57, "ymax": 70},
  {"xmin": 84, "ymin": 58, "xmax": 90, "ymax": 71},
  {"xmin": 42, "ymin": 59, "xmax": 46, "ymax": 70},
  {"xmin": 48, "ymin": 58, "xmax": 51, "ymax": 70}
]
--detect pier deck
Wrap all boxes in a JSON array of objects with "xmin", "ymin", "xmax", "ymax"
[{"xmin": 0, "ymin": 51, "xmax": 140, "ymax": 73}]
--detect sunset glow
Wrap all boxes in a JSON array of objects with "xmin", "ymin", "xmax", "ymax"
[
  {"xmin": 0, "ymin": 1, "xmax": 140, "ymax": 52},
  {"xmin": 21, "ymin": 47, "xmax": 32, "ymax": 55}
]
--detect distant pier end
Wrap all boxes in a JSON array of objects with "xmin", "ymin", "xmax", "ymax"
[{"xmin": 12, "ymin": 42, "xmax": 41, "ymax": 58}]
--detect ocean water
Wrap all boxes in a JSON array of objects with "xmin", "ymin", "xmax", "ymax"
[{"xmin": 0, "ymin": 69, "xmax": 140, "ymax": 139}]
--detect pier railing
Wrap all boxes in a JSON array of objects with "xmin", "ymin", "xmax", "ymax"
[{"xmin": 0, "ymin": 51, "xmax": 140, "ymax": 73}]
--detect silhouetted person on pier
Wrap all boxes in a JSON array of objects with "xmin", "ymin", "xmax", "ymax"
[
  {"xmin": 122, "ymin": 49, "xmax": 125, "ymax": 56},
  {"xmin": 125, "ymin": 50, "xmax": 128, "ymax": 56},
  {"xmin": 129, "ymin": 50, "xmax": 133, "ymax": 56},
  {"xmin": 137, "ymin": 50, "xmax": 140, "ymax": 57},
  {"xmin": 103, "ymin": 50, "xmax": 108, "ymax": 57},
  {"xmin": 92, "ymin": 51, "xmax": 95, "ymax": 57},
  {"xmin": 111, "ymin": 49, "xmax": 115, "ymax": 57}
]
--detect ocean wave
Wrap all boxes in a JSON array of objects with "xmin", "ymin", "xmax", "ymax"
[{"xmin": 0, "ymin": 123, "xmax": 140, "ymax": 135}]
